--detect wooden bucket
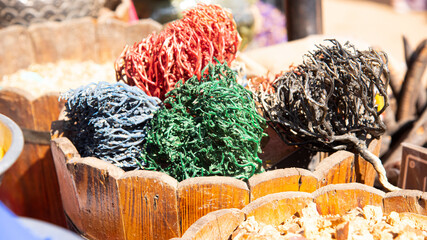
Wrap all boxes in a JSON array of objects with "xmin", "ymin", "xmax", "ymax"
[
  {"xmin": 50, "ymin": 119, "xmax": 381, "ymax": 239},
  {"xmin": 180, "ymin": 183, "xmax": 427, "ymax": 240},
  {"xmin": 0, "ymin": 17, "xmax": 162, "ymax": 226}
]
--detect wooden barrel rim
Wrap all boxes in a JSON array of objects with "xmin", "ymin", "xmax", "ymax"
[
  {"xmin": 179, "ymin": 183, "xmax": 427, "ymax": 240},
  {"xmin": 51, "ymin": 135, "xmax": 380, "ymax": 186}
]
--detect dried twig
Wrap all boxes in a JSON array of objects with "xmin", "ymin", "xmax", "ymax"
[{"xmin": 255, "ymin": 39, "xmax": 399, "ymax": 191}]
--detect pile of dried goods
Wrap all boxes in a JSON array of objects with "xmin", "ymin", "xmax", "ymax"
[
  {"xmin": 253, "ymin": 39, "xmax": 398, "ymax": 191},
  {"xmin": 0, "ymin": 60, "xmax": 115, "ymax": 98},
  {"xmin": 61, "ymin": 81, "xmax": 161, "ymax": 170},
  {"xmin": 141, "ymin": 61, "xmax": 266, "ymax": 181},
  {"xmin": 233, "ymin": 203, "xmax": 427, "ymax": 240},
  {"xmin": 115, "ymin": 3, "xmax": 241, "ymax": 100}
]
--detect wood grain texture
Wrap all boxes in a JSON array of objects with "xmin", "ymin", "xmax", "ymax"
[
  {"xmin": 383, "ymin": 189, "xmax": 427, "ymax": 215},
  {"xmin": 68, "ymin": 157, "xmax": 125, "ymax": 240},
  {"xmin": 29, "ymin": 17, "xmax": 97, "ymax": 64},
  {"xmin": 0, "ymin": 88, "xmax": 37, "ymax": 216},
  {"xmin": 0, "ymin": 25, "xmax": 35, "ymax": 76},
  {"xmin": 118, "ymin": 170, "xmax": 180, "ymax": 239},
  {"xmin": 49, "ymin": 134, "xmax": 383, "ymax": 238},
  {"xmin": 96, "ymin": 18, "xmax": 127, "ymax": 63},
  {"xmin": 314, "ymin": 151, "xmax": 356, "ymax": 188},
  {"xmin": 354, "ymin": 138, "xmax": 380, "ymax": 186},
  {"xmin": 180, "ymin": 208, "xmax": 244, "ymax": 240},
  {"xmin": 0, "ymin": 17, "xmax": 164, "ymax": 229},
  {"xmin": 243, "ymin": 191, "xmax": 313, "ymax": 227},
  {"xmin": 52, "ymin": 136, "xmax": 181, "ymax": 240},
  {"xmin": 249, "ymin": 168, "xmax": 317, "ymax": 201},
  {"xmin": 47, "ymin": 123, "xmax": 384, "ymax": 238},
  {"xmin": 32, "ymin": 93, "xmax": 64, "ymax": 131},
  {"xmin": 178, "ymin": 177, "xmax": 250, "ymax": 235},
  {"xmin": 27, "ymin": 21, "xmax": 58, "ymax": 63},
  {"xmin": 0, "ymin": 89, "xmax": 66, "ymax": 226},
  {"xmin": 30, "ymin": 93, "xmax": 66, "ymax": 225},
  {"xmin": 313, "ymin": 183, "xmax": 385, "ymax": 215},
  {"xmin": 180, "ymin": 184, "xmax": 427, "ymax": 239},
  {"xmin": 50, "ymin": 137, "xmax": 82, "ymax": 230}
]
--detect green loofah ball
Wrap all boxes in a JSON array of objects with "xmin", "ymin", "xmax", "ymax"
[{"xmin": 142, "ymin": 61, "xmax": 266, "ymax": 181}]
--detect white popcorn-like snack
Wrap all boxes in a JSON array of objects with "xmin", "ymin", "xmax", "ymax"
[
  {"xmin": 232, "ymin": 203, "xmax": 427, "ymax": 240},
  {"xmin": 1, "ymin": 60, "xmax": 116, "ymax": 98}
]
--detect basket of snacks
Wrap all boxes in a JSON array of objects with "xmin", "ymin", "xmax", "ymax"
[{"xmin": 180, "ymin": 183, "xmax": 427, "ymax": 240}]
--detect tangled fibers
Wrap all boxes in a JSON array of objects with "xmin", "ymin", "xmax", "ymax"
[
  {"xmin": 254, "ymin": 39, "xmax": 399, "ymax": 191},
  {"xmin": 115, "ymin": 3, "xmax": 241, "ymax": 100},
  {"xmin": 142, "ymin": 61, "xmax": 266, "ymax": 181},
  {"xmin": 61, "ymin": 81, "xmax": 162, "ymax": 170},
  {"xmin": 256, "ymin": 39, "xmax": 389, "ymax": 151}
]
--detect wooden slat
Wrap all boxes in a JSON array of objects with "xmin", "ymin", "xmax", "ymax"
[
  {"xmin": 0, "ymin": 89, "xmax": 66, "ymax": 226},
  {"xmin": 180, "ymin": 208, "xmax": 244, "ymax": 240},
  {"xmin": 249, "ymin": 168, "xmax": 317, "ymax": 201},
  {"xmin": 118, "ymin": 170, "xmax": 180, "ymax": 240},
  {"xmin": 0, "ymin": 25, "xmax": 35, "ymax": 76},
  {"xmin": 27, "ymin": 21, "xmax": 58, "ymax": 63},
  {"xmin": 124, "ymin": 19, "xmax": 162, "ymax": 46},
  {"xmin": 0, "ymin": 89, "xmax": 41, "ymax": 217},
  {"xmin": 0, "ymin": 89, "xmax": 35, "ymax": 127},
  {"xmin": 313, "ymin": 183, "xmax": 385, "ymax": 215},
  {"xmin": 29, "ymin": 17, "xmax": 97, "ymax": 64},
  {"xmin": 95, "ymin": 18, "xmax": 162, "ymax": 65},
  {"xmin": 95, "ymin": 18, "xmax": 127, "ymax": 63},
  {"xmin": 314, "ymin": 151, "xmax": 355, "ymax": 188},
  {"xmin": 243, "ymin": 191, "xmax": 313, "ymax": 227},
  {"xmin": 67, "ymin": 157, "xmax": 125, "ymax": 240},
  {"xmin": 354, "ymin": 138, "xmax": 380, "ymax": 186},
  {"xmin": 30, "ymin": 93, "xmax": 66, "ymax": 226},
  {"xmin": 178, "ymin": 177, "xmax": 249, "ymax": 235},
  {"xmin": 383, "ymin": 189, "xmax": 427, "ymax": 215},
  {"xmin": 32, "ymin": 93, "xmax": 64, "ymax": 131},
  {"xmin": 180, "ymin": 183, "xmax": 427, "ymax": 239},
  {"xmin": 50, "ymin": 137, "xmax": 82, "ymax": 230}
]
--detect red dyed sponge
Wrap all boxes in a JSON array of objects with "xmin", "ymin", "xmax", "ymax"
[{"xmin": 115, "ymin": 3, "xmax": 241, "ymax": 100}]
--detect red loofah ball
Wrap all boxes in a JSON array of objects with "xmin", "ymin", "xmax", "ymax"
[{"xmin": 115, "ymin": 3, "xmax": 241, "ymax": 100}]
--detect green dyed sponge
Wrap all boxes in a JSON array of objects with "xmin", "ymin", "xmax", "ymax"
[{"xmin": 142, "ymin": 61, "xmax": 266, "ymax": 181}]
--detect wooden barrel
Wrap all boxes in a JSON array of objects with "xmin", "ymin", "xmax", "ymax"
[
  {"xmin": 50, "ymin": 119, "xmax": 381, "ymax": 239},
  {"xmin": 180, "ymin": 183, "xmax": 427, "ymax": 240},
  {"xmin": 0, "ymin": 17, "xmax": 162, "ymax": 226}
]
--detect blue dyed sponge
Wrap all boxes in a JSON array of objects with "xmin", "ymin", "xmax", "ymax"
[{"xmin": 61, "ymin": 81, "xmax": 162, "ymax": 170}]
